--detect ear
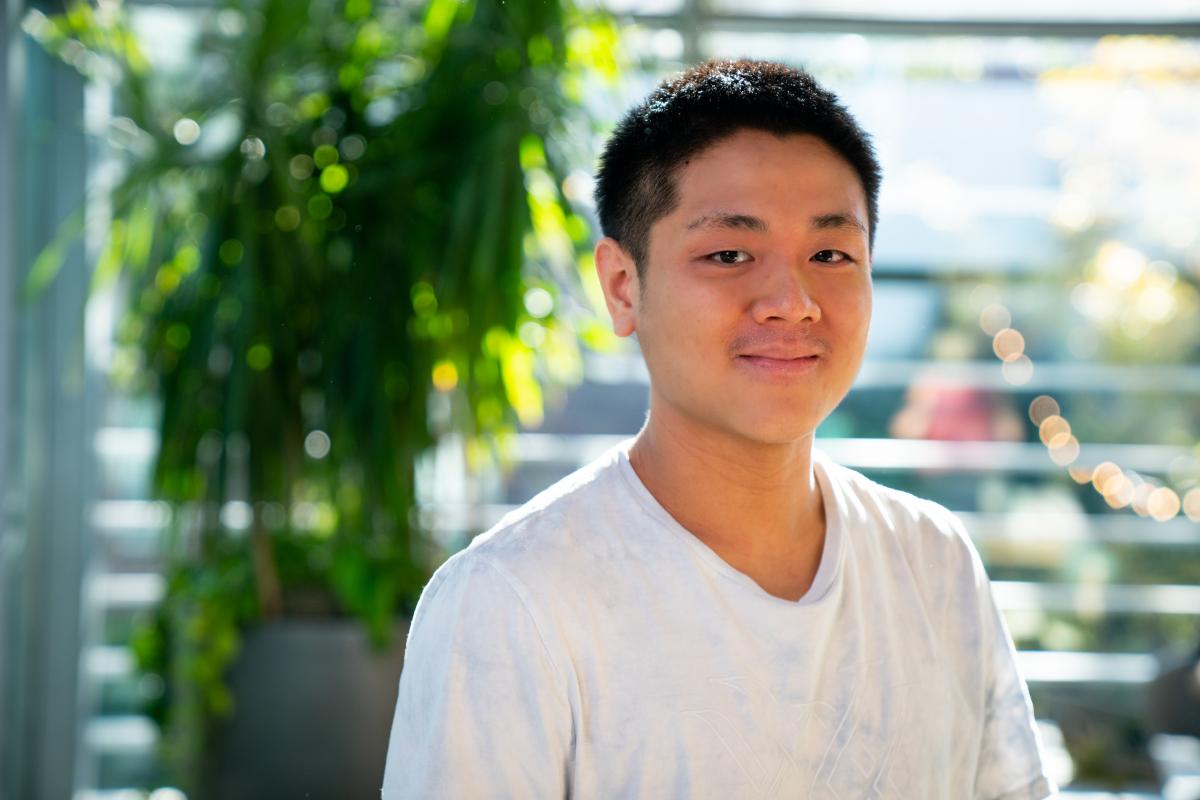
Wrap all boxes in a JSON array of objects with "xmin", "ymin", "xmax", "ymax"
[{"xmin": 594, "ymin": 236, "xmax": 640, "ymax": 338}]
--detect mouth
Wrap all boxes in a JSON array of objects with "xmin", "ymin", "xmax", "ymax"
[{"xmin": 735, "ymin": 353, "xmax": 822, "ymax": 377}]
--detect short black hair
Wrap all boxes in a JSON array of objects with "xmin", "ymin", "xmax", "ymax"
[{"xmin": 593, "ymin": 59, "xmax": 883, "ymax": 277}]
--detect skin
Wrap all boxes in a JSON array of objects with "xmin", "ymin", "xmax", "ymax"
[{"xmin": 594, "ymin": 128, "xmax": 873, "ymax": 602}]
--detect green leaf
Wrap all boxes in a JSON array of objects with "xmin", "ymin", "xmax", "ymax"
[
  {"xmin": 518, "ymin": 134, "xmax": 547, "ymax": 171},
  {"xmin": 90, "ymin": 219, "xmax": 127, "ymax": 292},
  {"xmin": 125, "ymin": 199, "xmax": 157, "ymax": 273},
  {"xmin": 344, "ymin": 0, "xmax": 372, "ymax": 21},
  {"xmin": 23, "ymin": 208, "xmax": 85, "ymax": 299},
  {"xmin": 422, "ymin": 0, "xmax": 461, "ymax": 43}
]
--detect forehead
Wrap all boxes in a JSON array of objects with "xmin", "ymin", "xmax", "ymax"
[{"xmin": 671, "ymin": 129, "xmax": 867, "ymax": 221}]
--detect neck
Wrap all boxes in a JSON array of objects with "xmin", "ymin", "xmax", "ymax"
[{"xmin": 628, "ymin": 393, "xmax": 825, "ymax": 563}]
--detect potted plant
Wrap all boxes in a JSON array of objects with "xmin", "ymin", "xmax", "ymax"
[{"xmin": 25, "ymin": 0, "xmax": 619, "ymax": 795}]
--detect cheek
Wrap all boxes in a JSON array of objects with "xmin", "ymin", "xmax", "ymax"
[
  {"xmin": 646, "ymin": 273, "xmax": 732, "ymax": 334},
  {"xmin": 639, "ymin": 279, "xmax": 737, "ymax": 379},
  {"xmin": 814, "ymin": 287, "xmax": 871, "ymax": 371},
  {"xmin": 856, "ymin": 289, "xmax": 873, "ymax": 338},
  {"xmin": 831, "ymin": 280, "xmax": 872, "ymax": 333}
]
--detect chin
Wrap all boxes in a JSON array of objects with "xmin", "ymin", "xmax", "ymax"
[{"xmin": 722, "ymin": 411, "xmax": 825, "ymax": 447}]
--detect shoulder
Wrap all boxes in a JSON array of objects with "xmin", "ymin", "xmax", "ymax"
[
  {"xmin": 418, "ymin": 438, "xmax": 635, "ymax": 610},
  {"xmin": 817, "ymin": 452, "xmax": 1005, "ymax": 675},
  {"xmin": 466, "ymin": 438, "xmax": 632, "ymax": 561},
  {"xmin": 402, "ymin": 446, "xmax": 638, "ymax": 683},
  {"xmin": 816, "ymin": 448, "xmax": 985, "ymax": 579},
  {"xmin": 818, "ymin": 449, "xmax": 970, "ymax": 540},
  {"xmin": 406, "ymin": 538, "xmax": 568, "ymax": 683}
]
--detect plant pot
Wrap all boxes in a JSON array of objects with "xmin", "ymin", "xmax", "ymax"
[{"xmin": 203, "ymin": 618, "xmax": 408, "ymax": 800}]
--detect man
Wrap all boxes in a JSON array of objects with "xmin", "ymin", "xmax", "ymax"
[{"xmin": 383, "ymin": 59, "xmax": 1056, "ymax": 799}]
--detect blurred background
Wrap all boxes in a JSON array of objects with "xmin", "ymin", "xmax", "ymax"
[{"xmin": 2, "ymin": 0, "xmax": 1199, "ymax": 798}]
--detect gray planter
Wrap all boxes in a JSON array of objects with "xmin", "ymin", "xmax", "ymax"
[{"xmin": 204, "ymin": 619, "xmax": 408, "ymax": 800}]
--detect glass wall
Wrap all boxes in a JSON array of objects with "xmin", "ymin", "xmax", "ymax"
[{"xmin": 2, "ymin": 1, "xmax": 96, "ymax": 798}]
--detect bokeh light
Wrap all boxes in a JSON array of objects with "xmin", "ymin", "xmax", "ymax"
[
  {"xmin": 1095, "ymin": 240, "xmax": 1146, "ymax": 291},
  {"xmin": 320, "ymin": 164, "xmax": 350, "ymax": 193},
  {"xmin": 1090, "ymin": 461, "xmax": 1119, "ymax": 491},
  {"xmin": 523, "ymin": 287, "xmax": 554, "ymax": 319},
  {"xmin": 274, "ymin": 205, "xmax": 301, "ymax": 231},
  {"xmin": 1001, "ymin": 354, "xmax": 1034, "ymax": 385},
  {"xmin": 518, "ymin": 320, "xmax": 546, "ymax": 347},
  {"xmin": 240, "ymin": 136, "xmax": 266, "ymax": 160},
  {"xmin": 172, "ymin": 117, "xmax": 200, "ymax": 145},
  {"xmin": 1048, "ymin": 435, "xmax": 1080, "ymax": 466},
  {"xmin": 992, "ymin": 327, "xmax": 1026, "ymax": 362},
  {"xmin": 246, "ymin": 344, "xmax": 272, "ymax": 371},
  {"xmin": 1028, "ymin": 395, "xmax": 1060, "ymax": 426},
  {"xmin": 339, "ymin": 134, "xmax": 366, "ymax": 161},
  {"xmin": 1101, "ymin": 471, "xmax": 1134, "ymax": 509},
  {"xmin": 978, "ymin": 303, "xmax": 1011, "ymax": 336},
  {"xmin": 431, "ymin": 360, "xmax": 458, "ymax": 392},
  {"xmin": 304, "ymin": 430, "xmax": 331, "ymax": 459},
  {"xmin": 989, "ymin": 296, "xmax": 1197, "ymax": 516},
  {"xmin": 1039, "ymin": 414, "xmax": 1070, "ymax": 446},
  {"xmin": 1184, "ymin": 488, "xmax": 1200, "ymax": 522},
  {"xmin": 1147, "ymin": 487, "xmax": 1181, "ymax": 522},
  {"xmin": 289, "ymin": 154, "xmax": 314, "ymax": 179}
]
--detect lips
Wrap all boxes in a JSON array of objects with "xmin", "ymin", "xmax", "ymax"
[
  {"xmin": 736, "ymin": 344, "xmax": 825, "ymax": 363},
  {"xmin": 738, "ymin": 349, "xmax": 822, "ymax": 360},
  {"xmin": 739, "ymin": 354, "xmax": 820, "ymax": 362},
  {"xmin": 735, "ymin": 352, "xmax": 822, "ymax": 378},
  {"xmin": 730, "ymin": 335, "xmax": 829, "ymax": 379},
  {"xmin": 731, "ymin": 335, "xmax": 828, "ymax": 361}
]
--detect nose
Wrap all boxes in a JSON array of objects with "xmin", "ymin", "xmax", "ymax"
[{"xmin": 749, "ymin": 261, "xmax": 822, "ymax": 324}]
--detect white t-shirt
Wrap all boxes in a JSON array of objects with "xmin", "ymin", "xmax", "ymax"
[{"xmin": 382, "ymin": 438, "xmax": 1057, "ymax": 799}]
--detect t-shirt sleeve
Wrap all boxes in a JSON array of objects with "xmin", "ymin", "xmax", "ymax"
[
  {"xmin": 966, "ymin": 531, "xmax": 1058, "ymax": 800},
  {"xmin": 381, "ymin": 551, "xmax": 573, "ymax": 799}
]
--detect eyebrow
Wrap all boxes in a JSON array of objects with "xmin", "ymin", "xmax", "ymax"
[
  {"xmin": 684, "ymin": 210, "xmax": 867, "ymax": 235},
  {"xmin": 685, "ymin": 212, "xmax": 767, "ymax": 233}
]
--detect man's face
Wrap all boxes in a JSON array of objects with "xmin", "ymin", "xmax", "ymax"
[{"xmin": 605, "ymin": 128, "xmax": 873, "ymax": 445}]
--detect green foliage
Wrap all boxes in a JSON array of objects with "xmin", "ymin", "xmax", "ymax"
[{"xmin": 28, "ymin": 0, "xmax": 619, "ymax": 789}]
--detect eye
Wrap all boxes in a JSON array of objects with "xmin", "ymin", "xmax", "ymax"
[
  {"xmin": 813, "ymin": 249, "xmax": 854, "ymax": 264},
  {"xmin": 704, "ymin": 249, "xmax": 752, "ymax": 266}
]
